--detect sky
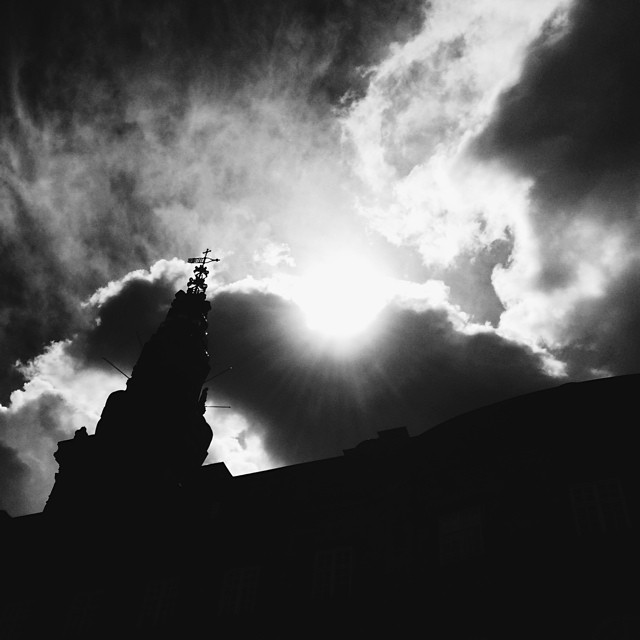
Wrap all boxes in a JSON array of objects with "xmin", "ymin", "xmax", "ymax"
[{"xmin": 2, "ymin": 0, "xmax": 640, "ymax": 516}]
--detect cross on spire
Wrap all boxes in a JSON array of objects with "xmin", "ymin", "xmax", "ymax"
[{"xmin": 187, "ymin": 249, "xmax": 219, "ymax": 295}]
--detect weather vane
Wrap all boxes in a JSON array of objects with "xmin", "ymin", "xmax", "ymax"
[{"xmin": 187, "ymin": 248, "xmax": 220, "ymax": 295}]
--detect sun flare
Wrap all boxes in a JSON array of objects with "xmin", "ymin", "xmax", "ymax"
[{"xmin": 294, "ymin": 255, "xmax": 390, "ymax": 339}]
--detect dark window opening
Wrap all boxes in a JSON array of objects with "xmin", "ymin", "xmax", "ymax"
[
  {"xmin": 570, "ymin": 478, "xmax": 630, "ymax": 535},
  {"xmin": 439, "ymin": 505, "xmax": 484, "ymax": 564},
  {"xmin": 312, "ymin": 546, "xmax": 353, "ymax": 601}
]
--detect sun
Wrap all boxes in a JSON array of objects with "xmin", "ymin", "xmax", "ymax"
[{"xmin": 294, "ymin": 254, "xmax": 390, "ymax": 339}]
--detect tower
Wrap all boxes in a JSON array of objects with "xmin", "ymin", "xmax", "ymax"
[{"xmin": 45, "ymin": 251, "xmax": 219, "ymax": 519}]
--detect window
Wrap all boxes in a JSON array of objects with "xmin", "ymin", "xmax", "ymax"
[
  {"xmin": 218, "ymin": 567, "xmax": 260, "ymax": 616},
  {"xmin": 137, "ymin": 579, "xmax": 178, "ymax": 629},
  {"xmin": 0, "ymin": 601, "xmax": 29, "ymax": 640},
  {"xmin": 570, "ymin": 478, "xmax": 630, "ymax": 535},
  {"xmin": 438, "ymin": 505, "xmax": 484, "ymax": 565},
  {"xmin": 593, "ymin": 616, "xmax": 640, "ymax": 639},
  {"xmin": 312, "ymin": 546, "xmax": 353, "ymax": 601},
  {"xmin": 64, "ymin": 590, "xmax": 103, "ymax": 635}
]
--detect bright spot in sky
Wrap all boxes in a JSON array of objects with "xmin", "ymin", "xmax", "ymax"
[{"xmin": 295, "ymin": 254, "xmax": 391, "ymax": 339}]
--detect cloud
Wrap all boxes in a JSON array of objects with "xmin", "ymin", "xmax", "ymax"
[
  {"xmin": 340, "ymin": 0, "xmax": 569, "ymax": 340},
  {"xmin": 0, "ymin": 261, "xmax": 184, "ymax": 516},
  {"xmin": 557, "ymin": 259, "xmax": 640, "ymax": 378},
  {"xmin": 0, "ymin": 249, "xmax": 563, "ymax": 516},
  {"xmin": 6, "ymin": 0, "xmax": 639, "ymax": 517},
  {"xmin": 72, "ymin": 259, "xmax": 192, "ymax": 373},
  {"xmin": 0, "ymin": 379, "xmax": 86, "ymax": 516},
  {"xmin": 70, "ymin": 261, "xmax": 280, "ymax": 477},
  {"xmin": 0, "ymin": 336, "xmax": 124, "ymax": 515},
  {"xmin": 340, "ymin": 0, "xmax": 640, "ymax": 382},
  {"xmin": 0, "ymin": 441, "xmax": 29, "ymax": 515},
  {"xmin": 1, "ymin": 0, "xmax": 428, "ymax": 113},
  {"xmin": 204, "ymin": 411, "xmax": 275, "ymax": 477},
  {"xmin": 475, "ymin": 0, "xmax": 640, "ymax": 222},
  {"xmin": 207, "ymin": 285, "xmax": 558, "ymax": 465},
  {"xmin": 0, "ymin": 100, "xmax": 170, "ymax": 400},
  {"xmin": 342, "ymin": 0, "xmax": 568, "ymax": 245},
  {"xmin": 0, "ymin": 262, "xmax": 256, "ymax": 515},
  {"xmin": 468, "ymin": 0, "xmax": 640, "ymax": 371},
  {"xmin": 0, "ymin": 0, "xmax": 428, "ymax": 406}
]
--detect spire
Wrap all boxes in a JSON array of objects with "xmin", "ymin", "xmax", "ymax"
[
  {"xmin": 45, "ymin": 252, "xmax": 221, "ymax": 517},
  {"xmin": 124, "ymin": 250, "xmax": 220, "ymax": 402},
  {"xmin": 187, "ymin": 248, "xmax": 219, "ymax": 296}
]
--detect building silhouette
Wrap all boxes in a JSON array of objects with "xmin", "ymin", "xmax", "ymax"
[{"xmin": 1, "ymin": 255, "xmax": 638, "ymax": 639}]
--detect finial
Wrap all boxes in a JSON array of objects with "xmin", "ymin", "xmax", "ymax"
[{"xmin": 187, "ymin": 249, "xmax": 220, "ymax": 295}]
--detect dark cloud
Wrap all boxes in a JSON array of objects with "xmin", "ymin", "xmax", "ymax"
[
  {"xmin": 559, "ymin": 259, "xmax": 640, "ymax": 378},
  {"xmin": 69, "ymin": 275, "xmax": 178, "ymax": 375},
  {"xmin": 207, "ymin": 289, "xmax": 556, "ymax": 464},
  {"xmin": 431, "ymin": 238, "xmax": 511, "ymax": 326},
  {"xmin": 470, "ymin": 0, "xmax": 640, "ymax": 375},
  {"xmin": 471, "ymin": 0, "xmax": 640, "ymax": 280},
  {"xmin": 1, "ymin": 0, "xmax": 427, "ymax": 119},
  {"xmin": 0, "ymin": 151, "xmax": 169, "ymax": 401},
  {"xmin": 0, "ymin": 389, "xmax": 74, "ymax": 515},
  {"xmin": 475, "ymin": 0, "xmax": 640, "ymax": 218},
  {"xmin": 0, "ymin": 190, "xmax": 78, "ymax": 398},
  {"xmin": 61, "ymin": 273, "xmax": 556, "ymax": 467},
  {"xmin": 0, "ymin": 441, "xmax": 29, "ymax": 516}
]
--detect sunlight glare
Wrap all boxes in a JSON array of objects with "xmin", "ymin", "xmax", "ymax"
[{"xmin": 295, "ymin": 254, "xmax": 390, "ymax": 339}]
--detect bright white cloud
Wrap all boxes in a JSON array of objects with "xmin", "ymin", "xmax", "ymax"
[
  {"xmin": 495, "ymin": 218, "xmax": 632, "ymax": 349},
  {"xmin": 132, "ymin": 90, "xmax": 360, "ymax": 278},
  {"xmin": 204, "ymin": 410, "xmax": 277, "ymax": 476},
  {"xmin": 343, "ymin": 0, "xmax": 569, "ymax": 266},
  {"xmin": 85, "ymin": 258, "xmax": 193, "ymax": 308},
  {"xmin": 0, "ymin": 340, "xmax": 121, "ymax": 515},
  {"xmin": 339, "ymin": 0, "xmax": 619, "ymax": 368}
]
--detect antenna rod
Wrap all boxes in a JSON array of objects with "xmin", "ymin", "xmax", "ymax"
[
  {"xmin": 102, "ymin": 357, "xmax": 131, "ymax": 380},
  {"xmin": 204, "ymin": 366, "xmax": 232, "ymax": 383},
  {"xmin": 205, "ymin": 405, "xmax": 232, "ymax": 409}
]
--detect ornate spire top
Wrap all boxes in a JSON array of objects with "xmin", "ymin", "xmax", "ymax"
[{"xmin": 186, "ymin": 248, "xmax": 219, "ymax": 295}]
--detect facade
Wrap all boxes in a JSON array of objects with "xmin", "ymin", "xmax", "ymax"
[{"xmin": 1, "ymin": 258, "xmax": 638, "ymax": 638}]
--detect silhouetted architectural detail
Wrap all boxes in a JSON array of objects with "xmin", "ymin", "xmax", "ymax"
[
  {"xmin": 1, "ymin": 264, "xmax": 639, "ymax": 638},
  {"xmin": 44, "ymin": 252, "xmax": 216, "ymax": 518},
  {"xmin": 186, "ymin": 247, "xmax": 219, "ymax": 295}
]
